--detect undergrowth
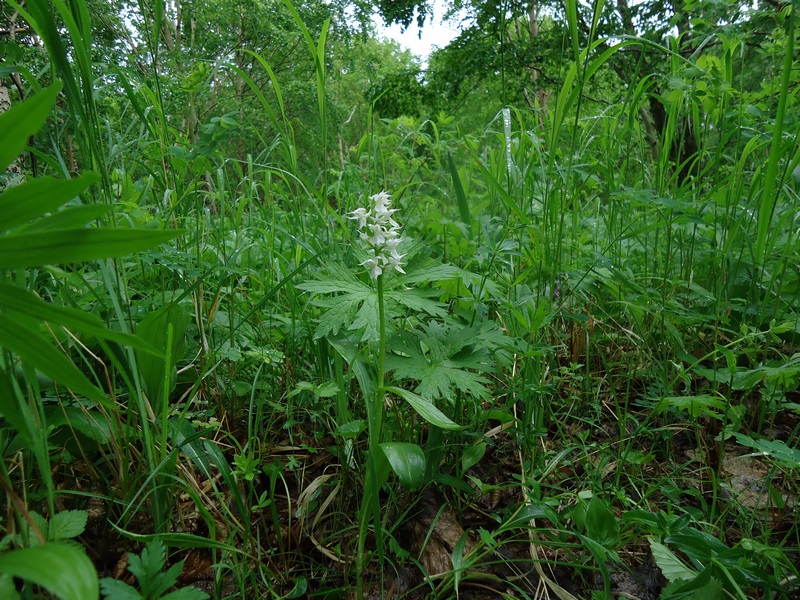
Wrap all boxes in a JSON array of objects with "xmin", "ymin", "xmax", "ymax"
[{"xmin": 0, "ymin": 0, "xmax": 798, "ymax": 599}]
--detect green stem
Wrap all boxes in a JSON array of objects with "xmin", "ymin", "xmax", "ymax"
[
  {"xmin": 356, "ymin": 273, "xmax": 387, "ymax": 599},
  {"xmin": 376, "ymin": 273, "xmax": 386, "ymax": 440}
]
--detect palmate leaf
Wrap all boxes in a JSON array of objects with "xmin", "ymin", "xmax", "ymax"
[
  {"xmin": 386, "ymin": 321, "xmax": 496, "ymax": 402},
  {"xmin": 299, "ymin": 262, "xmax": 450, "ymax": 342}
]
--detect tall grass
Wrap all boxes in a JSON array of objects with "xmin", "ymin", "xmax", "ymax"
[{"xmin": 3, "ymin": 0, "xmax": 799, "ymax": 597}]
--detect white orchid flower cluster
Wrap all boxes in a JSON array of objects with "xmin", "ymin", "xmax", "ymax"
[{"xmin": 348, "ymin": 191, "xmax": 406, "ymax": 279}]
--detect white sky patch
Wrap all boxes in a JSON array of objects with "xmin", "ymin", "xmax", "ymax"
[{"xmin": 373, "ymin": 0, "xmax": 465, "ymax": 66}]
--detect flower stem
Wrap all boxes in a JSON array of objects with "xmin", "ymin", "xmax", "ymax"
[{"xmin": 356, "ymin": 273, "xmax": 387, "ymax": 598}]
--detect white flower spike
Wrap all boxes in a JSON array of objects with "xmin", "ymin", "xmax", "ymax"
[{"xmin": 351, "ymin": 191, "xmax": 405, "ymax": 279}]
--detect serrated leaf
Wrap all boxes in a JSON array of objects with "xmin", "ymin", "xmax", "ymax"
[
  {"xmin": 48, "ymin": 510, "xmax": 88, "ymax": 541},
  {"xmin": 380, "ymin": 442, "xmax": 426, "ymax": 490},
  {"xmin": 386, "ymin": 288, "xmax": 448, "ymax": 317},
  {"xmin": 386, "ymin": 322, "xmax": 495, "ymax": 401},
  {"xmin": 655, "ymin": 395, "xmax": 726, "ymax": 419},
  {"xmin": 649, "ymin": 538, "xmax": 696, "ymax": 582},
  {"xmin": 99, "ymin": 577, "xmax": 141, "ymax": 600},
  {"xmin": 161, "ymin": 586, "xmax": 210, "ymax": 600},
  {"xmin": 385, "ymin": 386, "xmax": 463, "ymax": 430},
  {"xmin": 0, "ymin": 543, "xmax": 98, "ymax": 600},
  {"xmin": 401, "ymin": 260, "xmax": 461, "ymax": 285},
  {"xmin": 349, "ymin": 293, "xmax": 379, "ymax": 341},
  {"xmin": 733, "ymin": 433, "xmax": 800, "ymax": 468},
  {"xmin": 314, "ymin": 298, "xmax": 359, "ymax": 339},
  {"xmin": 150, "ymin": 561, "xmax": 185, "ymax": 599},
  {"xmin": 129, "ymin": 538, "xmax": 167, "ymax": 590}
]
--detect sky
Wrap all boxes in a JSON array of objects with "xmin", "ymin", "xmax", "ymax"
[{"xmin": 373, "ymin": 0, "xmax": 464, "ymax": 65}]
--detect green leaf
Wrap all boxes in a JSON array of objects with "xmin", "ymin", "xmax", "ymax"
[
  {"xmin": 25, "ymin": 204, "xmax": 113, "ymax": 233},
  {"xmin": 0, "ymin": 573, "xmax": 20, "ymax": 600},
  {"xmin": 0, "ymin": 314, "xmax": 107, "ymax": 405},
  {"xmin": 655, "ymin": 395, "xmax": 726, "ymax": 419},
  {"xmin": 733, "ymin": 433, "xmax": 800, "ymax": 468},
  {"xmin": 135, "ymin": 305, "xmax": 188, "ymax": 412},
  {"xmin": 660, "ymin": 566, "xmax": 724, "ymax": 599},
  {"xmin": 161, "ymin": 586, "xmax": 210, "ymax": 600},
  {"xmin": 451, "ymin": 531, "xmax": 468, "ymax": 594},
  {"xmin": 446, "ymin": 151, "xmax": 471, "ymax": 234},
  {"xmin": 386, "ymin": 322, "xmax": 495, "ymax": 401},
  {"xmin": 380, "ymin": 442, "xmax": 426, "ymax": 490},
  {"xmin": 385, "ymin": 386, "xmax": 463, "ymax": 430},
  {"xmin": 48, "ymin": 510, "xmax": 88, "ymax": 541},
  {"xmin": 99, "ymin": 577, "xmax": 141, "ymax": 600},
  {"xmin": 299, "ymin": 264, "xmax": 378, "ymax": 341},
  {"xmin": 0, "ymin": 365, "xmax": 34, "ymax": 442},
  {"xmin": 0, "ymin": 543, "xmax": 98, "ymax": 600},
  {"xmin": 0, "ymin": 283, "xmax": 160, "ymax": 355},
  {"xmin": 0, "ymin": 83, "xmax": 61, "ymax": 173},
  {"xmin": 585, "ymin": 496, "xmax": 620, "ymax": 548},
  {"xmin": 649, "ymin": 538, "xmax": 696, "ymax": 583},
  {"xmin": 461, "ymin": 442, "xmax": 486, "ymax": 472},
  {"xmin": 0, "ymin": 228, "xmax": 183, "ymax": 269},
  {"xmin": 0, "ymin": 172, "xmax": 100, "ymax": 234}
]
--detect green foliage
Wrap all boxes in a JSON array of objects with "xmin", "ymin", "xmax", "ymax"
[
  {"xmin": 4, "ymin": 0, "xmax": 800, "ymax": 597},
  {"xmin": 386, "ymin": 321, "xmax": 496, "ymax": 401},
  {"xmin": 99, "ymin": 538, "xmax": 209, "ymax": 600},
  {"xmin": 0, "ymin": 543, "xmax": 98, "ymax": 600}
]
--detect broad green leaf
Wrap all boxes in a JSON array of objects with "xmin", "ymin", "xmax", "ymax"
[
  {"xmin": 0, "ymin": 283, "xmax": 160, "ymax": 355},
  {"xmin": 649, "ymin": 538, "xmax": 696, "ymax": 582},
  {"xmin": 0, "ymin": 172, "xmax": 100, "ymax": 234},
  {"xmin": 585, "ymin": 496, "xmax": 620, "ymax": 548},
  {"xmin": 0, "ymin": 83, "xmax": 61, "ymax": 173},
  {"xmin": 25, "ymin": 204, "xmax": 113, "ymax": 233},
  {"xmin": 380, "ymin": 442, "xmax": 426, "ymax": 491},
  {"xmin": 0, "ymin": 573, "xmax": 20, "ymax": 600},
  {"xmin": 462, "ymin": 442, "xmax": 486, "ymax": 472},
  {"xmin": 48, "ymin": 510, "xmax": 88, "ymax": 541},
  {"xmin": 335, "ymin": 420, "xmax": 366, "ymax": 438},
  {"xmin": 0, "ymin": 314, "xmax": 107, "ymax": 406},
  {"xmin": 136, "ymin": 305, "xmax": 188, "ymax": 413},
  {"xmin": 0, "ymin": 228, "xmax": 182, "ymax": 269},
  {"xmin": 0, "ymin": 543, "xmax": 98, "ymax": 600},
  {"xmin": 385, "ymin": 386, "xmax": 463, "ymax": 430}
]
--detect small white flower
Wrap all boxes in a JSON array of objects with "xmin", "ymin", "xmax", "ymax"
[
  {"xmin": 370, "ymin": 191, "xmax": 391, "ymax": 208},
  {"xmin": 367, "ymin": 224, "xmax": 387, "ymax": 246},
  {"xmin": 347, "ymin": 207, "xmax": 371, "ymax": 228},
  {"xmin": 385, "ymin": 253, "xmax": 406, "ymax": 274},
  {"xmin": 360, "ymin": 256, "xmax": 383, "ymax": 279}
]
